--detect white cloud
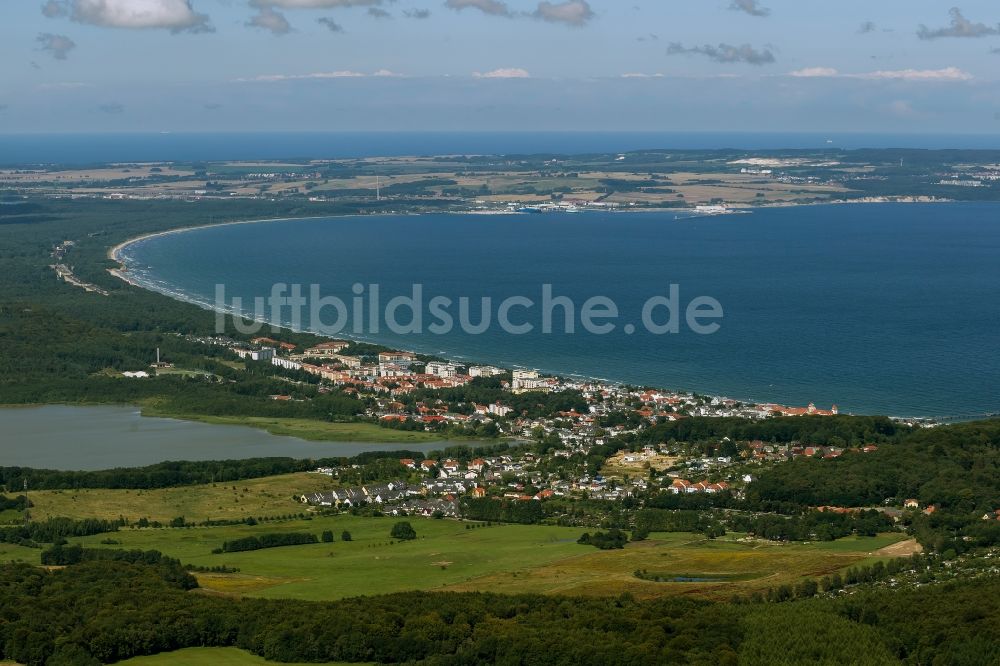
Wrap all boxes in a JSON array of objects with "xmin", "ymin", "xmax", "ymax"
[
  {"xmin": 857, "ymin": 67, "xmax": 973, "ymax": 81},
  {"xmin": 789, "ymin": 67, "xmax": 839, "ymax": 78},
  {"xmin": 445, "ymin": 0, "xmax": 511, "ymax": 17},
  {"xmin": 59, "ymin": 0, "xmax": 213, "ymax": 32},
  {"xmin": 533, "ymin": 1, "xmax": 593, "ymax": 26},
  {"xmin": 621, "ymin": 72, "xmax": 664, "ymax": 78},
  {"xmin": 473, "ymin": 68, "xmax": 530, "ymax": 78},
  {"xmin": 786, "ymin": 66, "xmax": 973, "ymax": 82}
]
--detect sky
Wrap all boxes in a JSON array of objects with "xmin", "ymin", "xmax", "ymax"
[{"xmin": 2, "ymin": 0, "xmax": 1000, "ymax": 133}]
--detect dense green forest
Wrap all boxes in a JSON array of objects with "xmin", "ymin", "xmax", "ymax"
[
  {"xmin": 0, "ymin": 553, "xmax": 996, "ymax": 665},
  {"xmin": 0, "ymin": 198, "xmax": 395, "ymax": 416}
]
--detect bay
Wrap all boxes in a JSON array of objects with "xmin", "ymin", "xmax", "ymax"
[{"xmin": 120, "ymin": 203, "xmax": 1000, "ymax": 419}]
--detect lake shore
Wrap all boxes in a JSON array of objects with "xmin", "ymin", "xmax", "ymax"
[{"xmin": 0, "ymin": 405, "xmax": 459, "ymax": 470}]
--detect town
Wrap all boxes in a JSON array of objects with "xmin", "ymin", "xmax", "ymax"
[{"xmin": 164, "ymin": 333, "xmax": 933, "ymax": 521}]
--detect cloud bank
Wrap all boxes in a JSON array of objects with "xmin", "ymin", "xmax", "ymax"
[{"xmin": 788, "ymin": 66, "xmax": 973, "ymax": 81}]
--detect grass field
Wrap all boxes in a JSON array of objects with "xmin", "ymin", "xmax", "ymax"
[
  {"xmin": 0, "ymin": 543, "xmax": 44, "ymax": 565},
  {"xmin": 65, "ymin": 515, "xmax": 908, "ymax": 602},
  {"xmin": 23, "ymin": 472, "xmax": 335, "ymax": 523},
  {"xmin": 145, "ymin": 414, "xmax": 449, "ymax": 444},
  {"xmin": 444, "ymin": 532, "xmax": 908, "ymax": 601},
  {"xmin": 119, "ymin": 647, "xmax": 367, "ymax": 666}
]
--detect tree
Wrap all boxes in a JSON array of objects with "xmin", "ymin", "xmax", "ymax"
[
  {"xmin": 390, "ymin": 521, "xmax": 417, "ymax": 541},
  {"xmin": 321, "ymin": 530, "xmax": 334, "ymax": 543},
  {"xmin": 341, "ymin": 530, "xmax": 352, "ymax": 542}
]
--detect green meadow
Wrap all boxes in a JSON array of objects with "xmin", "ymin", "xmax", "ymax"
[{"xmin": 64, "ymin": 515, "xmax": 909, "ymax": 602}]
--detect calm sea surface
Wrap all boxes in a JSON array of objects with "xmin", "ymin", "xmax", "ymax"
[{"xmin": 120, "ymin": 203, "xmax": 1000, "ymax": 419}]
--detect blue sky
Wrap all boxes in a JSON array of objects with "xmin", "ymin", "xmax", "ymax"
[{"xmin": 2, "ymin": 1, "xmax": 1000, "ymax": 132}]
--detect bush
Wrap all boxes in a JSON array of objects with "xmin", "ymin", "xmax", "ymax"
[
  {"xmin": 220, "ymin": 532, "xmax": 318, "ymax": 553},
  {"xmin": 390, "ymin": 522, "xmax": 417, "ymax": 541},
  {"xmin": 578, "ymin": 529, "xmax": 628, "ymax": 550}
]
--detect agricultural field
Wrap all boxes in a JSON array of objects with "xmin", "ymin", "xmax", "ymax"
[
  {"xmin": 23, "ymin": 472, "xmax": 334, "ymax": 524},
  {"xmin": 66, "ymin": 515, "xmax": 908, "ymax": 602}
]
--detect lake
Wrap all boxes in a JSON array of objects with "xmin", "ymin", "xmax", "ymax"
[
  {"xmin": 0, "ymin": 406, "xmax": 447, "ymax": 470},
  {"xmin": 119, "ymin": 203, "xmax": 1000, "ymax": 419}
]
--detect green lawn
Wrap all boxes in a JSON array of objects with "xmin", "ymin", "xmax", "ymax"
[
  {"xmin": 67, "ymin": 516, "xmax": 908, "ymax": 602},
  {"xmin": 119, "ymin": 647, "xmax": 367, "ymax": 665}
]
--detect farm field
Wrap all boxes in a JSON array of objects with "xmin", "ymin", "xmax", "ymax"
[
  {"xmin": 119, "ymin": 647, "xmax": 368, "ymax": 666},
  {"xmin": 67, "ymin": 515, "xmax": 908, "ymax": 602},
  {"xmin": 23, "ymin": 472, "xmax": 335, "ymax": 523}
]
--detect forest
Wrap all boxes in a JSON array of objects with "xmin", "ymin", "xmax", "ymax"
[
  {"xmin": 0, "ymin": 552, "xmax": 996, "ymax": 665},
  {"xmin": 0, "ymin": 451, "xmax": 422, "ymax": 491}
]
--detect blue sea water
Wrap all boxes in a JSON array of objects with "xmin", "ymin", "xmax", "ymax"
[
  {"xmin": 3, "ymin": 131, "xmax": 1000, "ymax": 165},
  {"xmin": 120, "ymin": 203, "xmax": 1000, "ymax": 419}
]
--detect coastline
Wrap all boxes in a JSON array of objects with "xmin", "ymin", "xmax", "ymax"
[
  {"xmin": 106, "ymin": 196, "xmax": 956, "ymax": 263},
  {"xmin": 105, "ymin": 200, "xmax": 982, "ymax": 422}
]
